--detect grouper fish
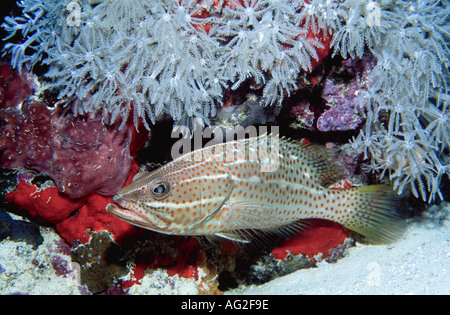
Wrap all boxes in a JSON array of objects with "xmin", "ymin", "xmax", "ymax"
[{"xmin": 106, "ymin": 134, "xmax": 405, "ymax": 244}]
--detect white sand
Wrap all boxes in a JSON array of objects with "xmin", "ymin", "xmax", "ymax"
[{"xmin": 229, "ymin": 201, "xmax": 450, "ymax": 295}]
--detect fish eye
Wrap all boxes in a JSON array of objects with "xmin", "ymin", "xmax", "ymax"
[{"xmin": 151, "ymin": 180, "xmax": 171, "ymax": 200}]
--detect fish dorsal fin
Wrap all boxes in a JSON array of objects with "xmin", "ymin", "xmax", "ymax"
[
  {"xmin": 305, "ymin": 144, "xmax": 346, "ymax": 188},
  {"xmin": 280, "ymin": 139, "xmax": 347, "ymax": 188}
]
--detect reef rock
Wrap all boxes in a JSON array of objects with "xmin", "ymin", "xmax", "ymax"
[{"xmin": 0, "ymin": 100, "xmax": 132, "ymax": 198}]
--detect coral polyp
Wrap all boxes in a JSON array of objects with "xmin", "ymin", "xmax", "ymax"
[{"xmin": 3, "ymin": 0, "xmax": 449, "ymax": 200}]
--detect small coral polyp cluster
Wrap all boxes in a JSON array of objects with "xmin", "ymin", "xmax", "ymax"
[
  {"xmin": 2, "ymin": 0, "xmax": 449, "ymax": 201},
  {"xmin": 3, "ymin": 0, "xmax": 333, "ymax": 128}
]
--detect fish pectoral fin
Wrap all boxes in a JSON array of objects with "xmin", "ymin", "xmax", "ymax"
[
  {"xmin": 270, "ymin": 220, "xmax": 310, "ymax": 239},
  {"xmin": 224, "ymin": 201, "xmax": 311, "ymax": 243},
  {"xmin": 214, "ymin": 231, "xmax": 252, "ymax": 243},
  {"xmin": 214, "ymin": 221, "xmax": 310, "ymax": 245},
  {"xmin": 228, "ymin": 201, "xmax": 276, "ymax": 227}
]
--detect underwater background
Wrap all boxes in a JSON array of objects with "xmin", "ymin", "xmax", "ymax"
[{"xmin": 0, "ymin": 0, "xmax": 449, "ymax": 294}]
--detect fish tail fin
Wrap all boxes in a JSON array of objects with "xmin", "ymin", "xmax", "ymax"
[{"xmin": 340, "ymin": 185, "xmax": 407, "ymax": 244}]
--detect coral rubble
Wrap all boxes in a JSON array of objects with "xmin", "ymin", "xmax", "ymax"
[{"xmin": 0, "ymin": 227, "xmax": 85, "ymax": 294}]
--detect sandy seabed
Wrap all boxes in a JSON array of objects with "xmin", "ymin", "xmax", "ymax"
[{"xmin": 1, "ymin": 201, "xmax": 448, "ymax": 295}]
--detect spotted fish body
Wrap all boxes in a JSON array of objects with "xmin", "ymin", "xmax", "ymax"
[{"xmin": 106, "ymin": 135, "xmax": 405, "ymax": 244}]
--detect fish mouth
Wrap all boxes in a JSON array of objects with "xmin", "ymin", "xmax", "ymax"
[{"xmin": 106, "ymin": 202, "xmax": 159, "ymax": 230}]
